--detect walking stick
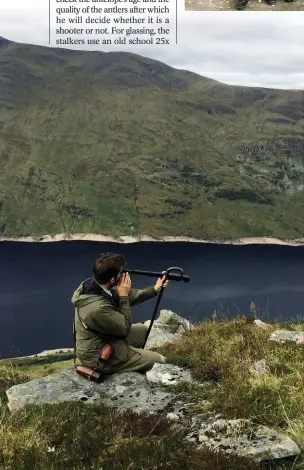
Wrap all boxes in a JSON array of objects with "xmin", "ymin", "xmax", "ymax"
[{"xmin": 141, "ymin": 266, "xmax": 187, "ymax": 349}]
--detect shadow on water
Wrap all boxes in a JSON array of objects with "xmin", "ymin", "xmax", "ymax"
[{"xmin": 0, "ymin": 240, "xmax": 304, "ymax": 358}]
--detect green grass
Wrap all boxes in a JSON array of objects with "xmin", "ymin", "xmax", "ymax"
[
  {"xmin": 0, "ymin": 315, "xmax": 303, "ymax": 469},
  {"xmin": 156, "ymin": 316, "xmax": 304, "ymax": 468},
  {"xmin": 0, "ymin": 401, "xmax": 274, "ymax": 470}
]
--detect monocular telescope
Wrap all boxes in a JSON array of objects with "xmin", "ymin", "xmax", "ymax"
[
  {"xmin": 122, "ymin": 266, "xmax": 190, "ymax": 283},
  {"xmin": 124, "ymin": 266, "xmax": 190, "ymax": 348}
]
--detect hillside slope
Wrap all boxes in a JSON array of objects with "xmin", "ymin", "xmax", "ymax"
[
  {"xmin": 0, "ymin": 36, "xmax": 303, "ymax": 239},
  {"xmin": 0, "ymin": 317, "xmax": 303, "ymax": 469}
]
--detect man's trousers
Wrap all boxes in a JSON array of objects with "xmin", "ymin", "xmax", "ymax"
[{"xmin": 101, "ymin": 323, "xmax": 166, "ymax": 374}]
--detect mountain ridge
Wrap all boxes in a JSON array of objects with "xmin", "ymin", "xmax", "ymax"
[
  {"xmin": 0, "ymin": 36, "xmax": 303, "ymax": 239},
  {"xmin": 1, "ymin": 35, "xmax": 301, "ymax": 91}
]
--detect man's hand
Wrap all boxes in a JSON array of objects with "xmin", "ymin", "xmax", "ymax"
[
  {"xmin": 117, "ymin": 272, "xmax": 131, "ymax": 297},
  {"xmin": 154, "ymin": 271, "xmax": 169, "ymax": 293}
]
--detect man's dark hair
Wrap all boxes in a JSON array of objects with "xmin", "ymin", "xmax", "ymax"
[{"xmin": 93, "ymin": 252, "xmax": 126, "ymax": 285}]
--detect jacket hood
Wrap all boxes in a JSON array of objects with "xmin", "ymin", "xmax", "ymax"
[{"xmin": 71, "ymin": 277, "xmax": 112, "ymax": 307}]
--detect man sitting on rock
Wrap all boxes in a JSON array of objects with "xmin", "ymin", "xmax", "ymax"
[{"xmin": 72, "ymin": 252, "xmax": 168, "ymax": 375}]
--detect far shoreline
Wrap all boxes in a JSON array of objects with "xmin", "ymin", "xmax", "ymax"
[{"xmin": 1, "ymin": 233, "xmax": 304, "ymax": 246}]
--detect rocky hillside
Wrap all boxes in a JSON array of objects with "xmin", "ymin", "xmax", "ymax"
[
  {"xmin": 1, "ymin": 312, "xmax": 303, "ymax": 469},
  {"xmin": 0, "ymin": 36, "xmax": 303, "ymax": 239}
]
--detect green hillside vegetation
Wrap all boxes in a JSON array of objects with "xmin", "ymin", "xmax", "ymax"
[
  {"xmin": 0, "ymin": 36, "xmax": 303, "ymax": 239},
  {"xmin": 0, "ymin": 316, "xmax": 303, "ymax": 469}
]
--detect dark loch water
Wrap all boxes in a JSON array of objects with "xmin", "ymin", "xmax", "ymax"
[{"xmin": 1, "ymin": 241, "xmax": 304, "ymax": 359}]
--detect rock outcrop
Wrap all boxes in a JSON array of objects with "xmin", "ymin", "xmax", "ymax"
[
  {"xmin": 6, "ymin": 367, "xmax": 175, "ymax": 415},
  {"xmin": 269, "ymin": 329, "xmax": 304, "ymax": 344},
  {"xmin": 5, "ymin": 313, "xmax": 302, "ymax": 463},
  {"xmin": 144, "ymin": 309, "xmax": 194, "ymax": 349},
  {"xmin": 194, "ymin": 417, "xmax": 300, "ymax": 461}
]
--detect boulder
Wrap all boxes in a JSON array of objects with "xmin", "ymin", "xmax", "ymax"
[
  {"xmin": 6, "ymin": 366, "xmax": 176, "ymax": 414},
  {"xmin": 253, "ymin": 320, "xmax": 304, "ymax": 345},
  {"xmin": 253, "ymin": 319, "xmax": 270, "ymax": 329},
  {"xmin": 144, "ymin": 309, "xmax": 194, "ymax": 348},
  {"xmin": 150, "ymin": 309, "xmax": 195, "ymax": 334},
  {"xmin": 269, "ymin": 330, "xmax": 304, "ymax": 344},
  {"xmin": 195, "ymin": 417, "xmax": 300, "ymax": 462},
  {"xmin": 249, "ymin": 359, "xmax": 269, "ymax": 374},
  {"xmin": 145, "ymin": 329, "xmax": 183, "ymax": 349}
]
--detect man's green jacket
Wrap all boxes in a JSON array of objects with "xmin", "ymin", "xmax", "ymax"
[{"xmin": 71, "ymin": 278, "xmax": 158, "ymax": 368}]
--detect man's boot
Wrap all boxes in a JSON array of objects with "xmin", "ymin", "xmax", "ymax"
[{"xmin": 268, "ymin": 0, "xmax": 276, "ymax": 5}]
